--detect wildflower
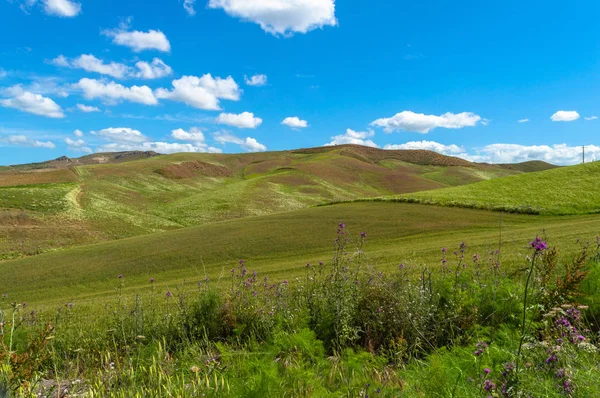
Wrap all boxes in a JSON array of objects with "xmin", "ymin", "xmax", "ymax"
[
  {"xmin": 166, "ymin": 291, "xmax": 173, "ymax": 298},
  {"xmin": 399, "ymin": 263, "xmax": 405, "ymax": 269},
  {"xmin": 361, "ymin": 232, "xmax": 367, "ymax": 238},
  {"xmin": 319, "ymin": 261, "xmax": 324, "ymax": 266},
  {"xmin": 190, "ymin": 366, "xmax": 200, "ymax": 373},
  {"xmin": 150, "ymin": 278, "xmax": 155, "ymax": 283},
  {"xmin": 529, "ymin": 236, "xmax": 548, "ymax": 252},
  {"xmin": 22, "ymin": 302, "xmax": 27, "ymax": 308},
  {"xmin": 484, "ymin": 368, "xmax": 491, "ymax": 374},
  {"xmin": 483, "ymin": 379, "xmax": 495, "ymax": 391},
  {"xmin": 118, "ymin": 274, "xmax": 123, "ymax": 279},
  {"xmin": 442, "ymin": 247, "xmax": 447, "ymax": 253},
  {"xmin": 339, "ymin": 223, "xmax": 346, "ymax": 229}
]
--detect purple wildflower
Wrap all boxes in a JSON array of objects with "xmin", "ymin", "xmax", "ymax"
[
  {"xmin": 118, "ymin": 274, "xmax": 123, "ymax": 279},
  {"xmin": 150, "ymin": 278, "xmax": 155, "ymax": 283},
  {"xmin": 166, "ymin": 291, "xmax": 172, "ymax": 298},
  {"xmin": 530, "ymin": 236, "xmax": 548, "ymax": 252},
  {"xmin": 361, "ymin": 232, "xmax": 367, "ymax": 238}
]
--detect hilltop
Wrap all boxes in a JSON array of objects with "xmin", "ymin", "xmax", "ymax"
[{"xmin": 373, "ymin": 161, "xmax": 600, "ymax": 215}]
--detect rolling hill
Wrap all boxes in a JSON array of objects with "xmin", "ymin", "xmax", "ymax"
[
  {"xmin": 373, "ymin": 161, "xmax": 600, "ymax": 215},
  {"xmin": 2, "ymin": 201, "xmax": 598, "ymax": 304},
  {"xmin": 0, "ymin": 145, "xmax": 524, "ymax": 259}
]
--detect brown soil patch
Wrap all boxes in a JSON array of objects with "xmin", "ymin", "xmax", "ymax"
[
  {"xmin": 157, "ymin": 161, "xmax": 231, "ymax": 179},
  {"xmin": 0, "ymin": 169, "xmax": 78, "ymax": 187}
]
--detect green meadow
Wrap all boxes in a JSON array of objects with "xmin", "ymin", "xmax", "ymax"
[{"xmin": 0, "ymin": 146, "xmax": 599, "ymax": 397}]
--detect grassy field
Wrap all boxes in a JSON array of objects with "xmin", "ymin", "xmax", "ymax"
[
  {"xmin": 369, "ymin": 161, "xmax": 600, "ymax": 215},
  {"xmin": 1, "ymin": 201, "xmax": 598, "ymax": 305},
  {"xmin": 0, "ymin": 146, "xmax": 522, "ymax": 258}
]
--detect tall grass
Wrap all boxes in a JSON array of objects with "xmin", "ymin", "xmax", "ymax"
[{"xmin": 1, "ymin": 225, "xmax": 599, "ymax": 397}]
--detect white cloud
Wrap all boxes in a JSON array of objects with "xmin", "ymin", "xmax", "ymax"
[
  {"xmin": 65, "ymin": 137, "xmax": 91, "ymax": 153},
  {"xmin": 51, "ymin": 54, "xmax": 129, "ymax": 78},
  {"xmin": 43, "ymin": 0, "xmax": 81, "ymax": 17},
  {"xmin": 584, "ymin": 116, "xmax": 598, "ymax": 121},
  {"xmin": 384, "ymin": 141, "xmax": 466, "ymax": 156},
  {"xmin": 0, "ymin": 69, "xmax": 7, "ymax": 79},
  {"xmin": 52, "ymin": 55, "xmax": 172, "ymax": 80},
  {"xmin": 92, "ymin": 127, "xmax": 148, "ymax": 143},
  {"xmin": 214, "ymin": 132, "xmax": 267, "ymax": 152},
  {"xmin": 282, "ymin": 116, "xmax": 308, "ymax": 129},
  {"xmin": 2, "ymin": 135, "xmax": 55, "ymax": 149},
  {"xmin": 75, "ymin": 78, "xmax": 158, "ymax": 105},
  {"xmin": 171, "ymin": 127, "xmax": 206, "ymax": 142},
  {"xmin": 551, "ymin": 110, "xmax": 580, "ymax": 122},
  {"xmin": 103, "ymin": 25, "xmax": 171, "ymax": 53},
  {"xmin": 371, "ymin": 111, "xmax": 483, "ymax": 134},
  {"xmin": 518, "ymin": 118, "xmax": 530, "ymax": 123},
  {"xmin": 216, "ymin": 112, "xmax": 262, "ymax": 128},
  {"xmin": 208, "ymin": 0, "xmax": 337, "ymax": 36},
  {"xmin": 244, "ymin": 74, "xmax": 267, "ymax": 86},
  {"xmin": 155, "ymin": 74, "xmax": 241, "ymax": 110},
  {"xmin": 325, "ymin": 129, "xmax": 378, "ymax": 147},
  {"xmin": 467, "ymin": 143, "xmax": 597, "ymax": 166},
  {"xmin": 74, "ymin": 129, "xmax": 84, "ymax": 137},
  {"xmin": 76, "ymin": 104, "xmax": 100, "ymax": 113},
  {"xmin": 0, "ymin": 88, "xmax": 64, "ymax": 118},
  {"xmin": 133, "ymin": 58, "xmax": 173, "ymax": 79},
  {"xmin": 183, "ymin": 0, "xmax": 196, "ymax": 15},
  {"xmin": 98, "ymin": 141, "xmax": 222, "ymax": 154},
  {"xmin": 3, "ymin": 78, "xmax": 71, "ymax": 98}
]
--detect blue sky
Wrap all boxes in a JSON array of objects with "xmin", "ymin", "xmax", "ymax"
[{"xmin": 1, "ymin": 0, "xmax": 599, "ymax": 166}]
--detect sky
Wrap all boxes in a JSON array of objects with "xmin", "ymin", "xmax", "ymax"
[{"xmin": 1, "ymin": 0, "xmax": 599, "ymax": 166}]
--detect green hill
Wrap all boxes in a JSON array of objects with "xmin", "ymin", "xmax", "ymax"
[
  {"xmin": 0, "ymin": 145, "xmax": 521, "ymax": 259},
  {"xmin": 2, "ymin": 201, "xmax": 598, "ymax": 304},
  {"xmin": 378, "ymin": 161, "xmax": 600, "ymax": 215}
]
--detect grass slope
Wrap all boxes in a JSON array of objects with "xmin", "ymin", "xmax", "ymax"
[
  {"xmin": 374, "ymin": 161, "xmax": 600, "ymax": 215},
  {"xmin": 2, "ymin": 201, "xmax": 598, "ymax": 304},
  {"xmin": 0, "ymin": 146, "xmax": 520, "ymax": 258}
]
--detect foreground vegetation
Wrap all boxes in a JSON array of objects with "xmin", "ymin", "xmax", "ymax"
[
  {"xmin": 373, "ymin": 162, "xmax": 600, "ymax": 215},
  {"xmin": 1, "ymin": 224, "xmax": 599, "ymax": 397}
]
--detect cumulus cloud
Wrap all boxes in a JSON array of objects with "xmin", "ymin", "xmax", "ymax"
[
  {"xmin": 74, "ymin": 129, "xmax": 84, "ymax": 137},
  {"xmin": 244, "ymin": 74, "xmax": 267, "ymax": 86},
  {"xmin": 584, "ymin": 116, "xmax": 598, "ymax": 121},
  {"xmin": 75, "ymin": 78, "xmax": 158, "ymax": 105},
  {"xmin": 282, "ymin": 116, "xmax": 308, "ymax": 129},
  {"xmin": 103, "ymin": 24, "xmax": 171, "ymax": 52},
  {"xmin": 171, "ymin": 127, "xmax": 205, "ymax": 142},
  {"xmin": 325, "ymin": 129, "xmax": 378, "ymax": 147},
  {"xmin": 551, "ymin": 110, "xmax": 580, "ymax": 122},
  {"xmin": 155, "ymin": 75, "xmax": 241, "ymax": 110},
  {"xmin": 2, "ymin": 135, "xmax": 55, "ymax": 148},
  {"xmin": 371, "ymin": 111, "xmax": 483, "ymax": 134},
  {"xmin": 52, "ymin": 55, "xmax": 172, "ymax": 80},
  {"xmin": 518, "ymin": 118, "xmax": 530, "ymax": 123},
  {"xmin": 467, "ymin": 143, "xmax": 597, "ymax": 166},
  {"xmin": 133, "ymin": 58, "xmax": 173, "ymax": 79},
  {"xmin": 214, "ymin": 132, "xmax": 267, "ymax": 152},
  {"xmin": 76, "ymin": 104, "xmax": 100, "ymax": 112},
  {"xmin": 384, "ymin": 141, "xmax": 466, "ymax": 156},
  {"xmin": 91, "ymin": 127, "xmax": 148, "ymax": 143},
  {"xmin": 216, "ymin": 112, "xmax": 262, "ymax": 128},
  {"xmin": 65, "ymin": 137, "xmax": 92, "ymax": 153},
  {"xmin": 0, "ymin": 87, "xmax": 64, "ymax": 118},
  {"xmin": 183, "ymin": 0, "xmax": 196, "ymax": 15},
  {"xmin": 43, "ymin": 0, "xmax": 81, "ymax": 17},
  {"xmin": 98, "ymin": 141, "xmax": 222, "ymax": 154},
  {"xmin": 208, "ymin": 0, "xmax": 337, "ymax": 36}
]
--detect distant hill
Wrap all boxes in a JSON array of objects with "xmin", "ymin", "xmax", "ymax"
[
  {"xmin": 375, "ymin": 161, "xmax": 600, "ymax": 215},
  {"xmin": 4, "ymin": 151, "xmax": 161, "ymax": 171},
  {"xmin": 497, "ymin": 160, "xmax": 559, "ymax": 173},
  {"xmin": 0, "ymin": 144, "xmax": 525, "ymax": 258}
]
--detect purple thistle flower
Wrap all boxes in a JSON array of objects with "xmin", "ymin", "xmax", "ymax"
[
  {"xmin": 361, "ymin": 232, "xmax": 367, "ymax": 238},
  {"xmin": 166, "ymin": 291, "xmax": 172, "ymax": 298},
  {"xmin": 529, "ymin": 236, "xmax": 548, "ymax": 251},
  {"xmin": 483, "ymin": 380, "xmax": 495, "ymax": 392},
  {"xmin": 442, "ymin": 247, "xmax": 447, "ymax": 253},
  {"xmin": 150, "ymin": 278, "xmax": 155, "ymax": 283},
  {"xmin": 484, "ymin": 368, "xmax": 491, "ymax": 374},
  {"xmin": 339, "ymin": 222, "xmax": 346, "ymax": 229},
  {"xmin": 118, "ymin": 274, "xmax": 123, "ymax": 279}
]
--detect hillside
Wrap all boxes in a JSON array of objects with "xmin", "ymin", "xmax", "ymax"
[
  {"xmin": 2, "ymin": 201, "xmax": 598, "ymax": 303},
  {"xmin": 377, "ymin": 161, "xmax": 600, "ymax": 215},
  {"xmin": 0, "ymin": 145, "xmax": 524, "ymax": 259},
  {"xmin": 498, "ymin": 160, "xmax": 560, "ymax": 173}
]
